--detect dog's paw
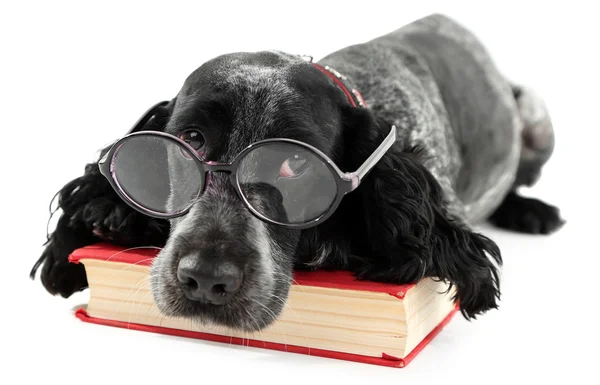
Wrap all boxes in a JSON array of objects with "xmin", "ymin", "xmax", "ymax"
[
  {"xmin": 75, "ymin": 197, "xmax": 168, "ymax": 247},
  {"xmin": 81, "ymin": 197, "xmax": 135, "ymax": 243},
  {"xmin": 489, "ymin": 192, "xmax": 565, "ymax": 234}
]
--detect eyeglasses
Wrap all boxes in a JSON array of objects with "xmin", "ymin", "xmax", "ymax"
[{"xmin": 99, "ymin": 102, "xmax": 397, "ymax": 229}]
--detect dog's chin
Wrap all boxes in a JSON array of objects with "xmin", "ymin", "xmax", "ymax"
[{"xmin": 149, "ymin": 254, "xmax": 292, "ymax": 332}]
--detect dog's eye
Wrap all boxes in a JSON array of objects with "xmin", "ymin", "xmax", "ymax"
[
  {"xmin": 279, "ymin": 154, "xmax": 310, "ymax": 178},
  {"xmin": 179, "ymin": 130, "xmax": 205, "ymax": 151}
]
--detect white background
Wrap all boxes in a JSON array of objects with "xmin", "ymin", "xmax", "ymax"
[{"xmin": 1, "ymin": 1, "xmax": 599, "ymax": 384}]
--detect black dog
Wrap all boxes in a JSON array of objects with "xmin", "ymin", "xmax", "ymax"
[{"xmin": 31, "ymin": 14, "xmax": 564, "ymax": 331}]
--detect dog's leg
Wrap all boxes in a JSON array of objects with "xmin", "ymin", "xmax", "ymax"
[
  {"xmin": 30, "ymin": 161, "xmax": 169, "ymax": 297},
  {"xmin": 489, "ymin": 86, "xmax": 565, "ymax": 234}
]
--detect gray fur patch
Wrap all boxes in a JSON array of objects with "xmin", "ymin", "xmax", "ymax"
[{"xmin": 319, "ymin": 13, "xmax": 523, "ymax": 223}]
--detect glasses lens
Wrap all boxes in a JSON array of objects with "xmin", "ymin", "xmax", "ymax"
[
  {"xmin": 237, "ymin": 142, "xmax": 338, "ymax": 225},
  {"xmin": 112, "ymin": 135, "xmax": 203, "ymax": 215}
]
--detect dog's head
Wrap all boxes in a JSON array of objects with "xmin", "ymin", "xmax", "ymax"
[{"xmin": 148, "ymin": 51, "xmax": 372, "ymax": 331}]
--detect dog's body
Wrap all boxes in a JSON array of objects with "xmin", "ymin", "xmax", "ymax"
[
  {"xmin": 32, "ymin": 14, "xmax": 563, "ymax": 331},
  {"xmin": 321, "ymin": 14, "xmax": 521, "ymax": 223}
]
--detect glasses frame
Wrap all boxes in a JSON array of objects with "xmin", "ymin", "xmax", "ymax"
[{"xmin": 98, "ymin": 101, "xmax": 397, "ymax": 229}]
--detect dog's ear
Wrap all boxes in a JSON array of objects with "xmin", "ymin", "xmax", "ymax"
[
  {"xmin": 30, "ymin": 99, "xmax": 176, "ymax": 297},
  {"xmin": 341, "ymin": 107, "xmax": 502, "ymax": 319}
]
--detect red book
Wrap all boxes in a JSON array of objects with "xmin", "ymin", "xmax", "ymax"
[{"xmin": 70, "ymin": 243, "xmax": 458, "ymax": 368}]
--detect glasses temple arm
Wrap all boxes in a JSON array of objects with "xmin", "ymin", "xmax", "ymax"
[{"xmin": 344, "ymin": 125, "xmax": 397, "ymax": 191}]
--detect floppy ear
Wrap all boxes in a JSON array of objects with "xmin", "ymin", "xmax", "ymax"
[
  {"xmin": 30, "ymin": 98, "xmax": 176, "ymax": 297},
  {"xmin": 342, "ymin": 107, "xmax": 502, "ymax": 319}
]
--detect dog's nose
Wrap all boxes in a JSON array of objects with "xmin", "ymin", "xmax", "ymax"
[{"xmin": 176, "ymin": 255, "xmax": 243, "ymax": 305}]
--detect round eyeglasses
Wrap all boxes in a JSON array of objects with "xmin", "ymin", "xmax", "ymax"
[{"xmin": 98, "ymin": 106, "xmax": 396, "ymax": 229}]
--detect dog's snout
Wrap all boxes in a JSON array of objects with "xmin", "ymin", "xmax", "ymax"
[{"xmin": 176, "ymin": 255, "xmax": 243, "ymax": 305}]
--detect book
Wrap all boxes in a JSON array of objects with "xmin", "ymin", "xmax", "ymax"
[{"xmin": 69, "ymin": 243, "xmax": 458, "ymax": 368}]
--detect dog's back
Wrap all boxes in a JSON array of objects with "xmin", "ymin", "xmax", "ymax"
[{"xmin": 320, "ymin": 14, "xmax": 521, "ymax": 222}]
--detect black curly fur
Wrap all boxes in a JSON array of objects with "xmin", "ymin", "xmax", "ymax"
[
  {"xmin": 30, "ymin": 126, "xmax": 171, "ymax": 298},
  {"xmin": 29, "ymin": 159, "xmax": 170, "ymax": 297},
  {"xmin": 336, "ymin": 110, "xmax": 502, "ymax": 318}
]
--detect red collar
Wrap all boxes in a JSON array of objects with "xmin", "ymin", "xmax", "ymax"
[{"xmin": 307, "ymin": 59, "xmax": 367, "ymax": 108}]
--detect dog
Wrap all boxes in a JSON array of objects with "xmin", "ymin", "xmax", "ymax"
[{"xmin": 31, "ymin": 14, "xmax": 564, "ymax": 331}]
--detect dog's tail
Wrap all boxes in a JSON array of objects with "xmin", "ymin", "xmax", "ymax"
[{"xmin": 511, "ymin": 84, "xmax": 555, "ymax": 186}]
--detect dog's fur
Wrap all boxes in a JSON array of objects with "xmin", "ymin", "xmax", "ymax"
[{"xmin": 31, "ymin": 14, "xmax": 564, "ymax": 331}]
